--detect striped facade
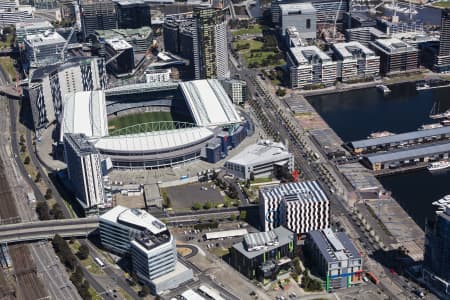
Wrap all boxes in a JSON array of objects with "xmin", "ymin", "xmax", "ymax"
[{"xmin": 259, "ymin": 181, "xmax": 330, "ymax": 234}]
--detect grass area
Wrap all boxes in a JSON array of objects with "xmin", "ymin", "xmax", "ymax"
[
  {"xmin": 69, "ymin": 241, "xmax": 104, "ymax": 275},
  {"xmin": 0, "ymin": 34, "xmax": 14, "ymax": 48},
  {"xmin": 209, "ymin": 247, "xmax": 230, "ymax": 257},
  {"xmin": 433, "ymin": 1, "xmax": 450, "ymax": 7},
  {"xmin": 0, "ymin": 57, "xmax": 15, "ymax": 79},
  {"xmin": 231, "ymin": 24, "xmax": 262, "ymax": 37},
  {"xmin": 177, "ymin": 247, "xmax": 193, "ymax": 257},
  {"xmin": 384, "ymin": 72, "xmax": 425, "ymax": 84},
  {"xmin": 251, "ymin": 177, "xmax": 273, "ymax": 184},
  {"xmin": 233, "ymin": 40, "xmax": 284, "ymax": 68},
  {"xmin": 108, "ymin": 111, "xmax": 192, "ymax": 135},
  {"xmin": 116, "ymin": 287, "xmax": 133, "ymax": 300},
  {"xmin": 88, "ymin": 287, "xmax": 102, "ymax": 300}
]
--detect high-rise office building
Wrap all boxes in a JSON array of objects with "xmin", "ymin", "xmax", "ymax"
[
  {"xmin": 113, "ymin": 0, "xmax": 151, "ymax": 29},
  {"xmin": 423, "ymin": 204, "xmax": 450, "ymax": 297},
  {"xmin": 80, "ymin": 0, "xmax": 117, "ymax": 40},
  {"xmin": 99, "ymin": 206, "xmax": 193, "ymax": 294},
  {"xmin": 63, "ymin": 133, "xmax": 106, "ymax": 209},
  {"xmin": 369, "ymin": 38, "xmax": 419, "ymax": 75},
  {"xmin": 259, "ymin": 181, "xmax": 330, "ymax": 234},
  {"xmin": 192, "ymin": 7, "xmax": 229, "ymax": 79},
  {"xmin": 435, "ymin": 9, "xmax": 450, "ymax": 73}
]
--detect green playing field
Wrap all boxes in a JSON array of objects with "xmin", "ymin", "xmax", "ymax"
[{"xmin": 108, "ymin": 111, "xmax": 191, "ymax": 135}]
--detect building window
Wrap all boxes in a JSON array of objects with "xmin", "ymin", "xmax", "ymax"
[{"xmin": 306, "ymin": 19, "xmax": 311, "ymax": 29}]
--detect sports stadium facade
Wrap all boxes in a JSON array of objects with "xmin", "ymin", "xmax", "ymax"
[{"xmin": 61, "ymin": 79, "xmax": 249, "ymax": 169}]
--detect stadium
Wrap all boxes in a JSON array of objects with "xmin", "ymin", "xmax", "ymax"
[{"xmin": 61, "ymin": 79, "xmax": 249, "ymax": 169}]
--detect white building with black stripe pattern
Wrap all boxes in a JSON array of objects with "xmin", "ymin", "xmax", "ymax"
[
  {"xmin": 27, "ymin": 57, "xmax": 107, "ymax": 131},
  {"xmin": 259, "ymin": 181, "xmax": 330, "ymax": 234}
]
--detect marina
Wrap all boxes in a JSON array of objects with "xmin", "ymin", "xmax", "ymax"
[{"xmin": 308, "ymin": 83, "xmax": 450, "ymax": 228}]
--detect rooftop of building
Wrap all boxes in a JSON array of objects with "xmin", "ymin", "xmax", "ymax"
[
  {"xmin": 308, "ymin": 228, "xmax": 361, "ymax": 263},
  {"xmin": 226, "ymin": 140, "xmax": 291, "ymax": 166},
  {"xmin": 15, "ymin": 19, "xmax": 52, "ymax": 30},
  {"xmin": 25, "ymin": 30, "xmax": 66, "ymax": 46},
  {"xmin": 286, "ymin": 26, "xmax": 306, "ymax": 47},
  {"xmin": 332, "ymin": 41, "xmax": 376, "ymax": 59},
  {"xmin": 112, "ymin": 0, "xmax": 151, "ymax": 6},
  {"xmin": 94, "ymin": 27, "xmax": 152, "ymax": 39},
  {"xmin": 232, "ymin": 226, "xmax": 294, "ymax": 259},
  {"xmin": 279, "ymin": 2, "xmax": 316, "ymax": 14},
  {"xmin": 259, "ymin": 180, "xmax": 329, "ymax": 204},
  {"xmin": 181, "ymin": 289, "xmax": 206, "ymax": 300},
  {"xmin": 62, "ymin": 90, "xmax": 108, "ymax": 139},
  {"xmin": 100, "ymin": 205, "xmax": 168, "ymax": 234},
  {"xmin": 105, "ymin": 38, "xmax": 133, "ymax": 50},
  {"xmin": 179, "ymin": 79, "xmax": 241, "ymax": 127},
  {"xmin": 64, "ymin": 133, "xmax": 99, "ymax": 155},
  {"xmin": 30, "ymin": 57, "xmax": 101, "ymax": 81},
  {"xmin": 349, "ymin": 126, "xmax": 450, "ymax": 149},
  {"xmin": 289, "ymin": 45, "xmax": 332, "ymax": 65},
  {"xmin": 371, "ymin": 38, "xmax": 417, "ymax": 53},
  {"xmin": 365, "ymin": 141, "xmax": 450, "ymax": 164},
  {"xmin": 131, "ymin": 228, "xmax": 172, "ymax": 251}
]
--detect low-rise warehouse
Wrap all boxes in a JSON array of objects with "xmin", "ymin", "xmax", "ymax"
[
  {"xmin": 347, "ymin": 126, "xmax": 450, "ymax": 154},
  {"xmin": 204, "ymin": 229, "xmax": 248, "ymax": 240},
  {"xmin": 363, "ymin": 141, "xmax": 450, "ymax": 171}
]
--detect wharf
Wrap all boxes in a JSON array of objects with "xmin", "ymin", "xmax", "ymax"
[
  {"xmin": 374, "ymin": 162, "xmax": 429, "ymax": 177},
  {"xmin": 289, "ymin": 92, "xmax": 425, "ymax": 257}
]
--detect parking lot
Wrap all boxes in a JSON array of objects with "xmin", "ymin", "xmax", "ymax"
[{"xmin": 165, "ymin": 182, "xmax": 225, "ymax": 209}]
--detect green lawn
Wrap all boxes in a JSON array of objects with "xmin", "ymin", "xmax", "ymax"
[
  {"xmin": 231, "ymin": 24, "xmax": 263, "ymax": 37},
  {"xmin": 0, "ymin": 57, "xmax": 15, "ymax": 79},
  {"xmin": 433, "ymin": 1, "xmax": 450, "ymax": 7},
  {"xmin": 251, "ymin": 177, "xmax": 273, "ymax": 184},
  {"xmin": 0, "ymin": 34, "xmax": 14, "ymax": 48},
  {"xmin": 108, "ymin": 111, "xmax": 191, "ymax": 135},
  {"xmin": 209, "ymin": 247, "xmax": 230, "ymax": 257},
  {"xmin": 233, "ymin": 40, "xmax": 285, "ymax": 68}
]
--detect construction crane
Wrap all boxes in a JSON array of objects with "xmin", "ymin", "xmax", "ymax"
[{"xmin": 57, "ymin": 24, "xmax": 78, "ymax": 61}]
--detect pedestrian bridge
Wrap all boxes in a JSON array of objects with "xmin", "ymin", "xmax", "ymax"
[{"xmin": 0, "ymin": 217, "xmax": 99, "ymax": 244}]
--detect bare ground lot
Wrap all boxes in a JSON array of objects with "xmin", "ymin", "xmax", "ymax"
[{"xmin": 165, "ymin": 182, "xmax": 224, "ymax": 209}]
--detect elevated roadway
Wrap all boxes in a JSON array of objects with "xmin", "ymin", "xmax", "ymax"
[{"xmin": 0, "ymin": 218, "xmax": 99, "ymax": 243}]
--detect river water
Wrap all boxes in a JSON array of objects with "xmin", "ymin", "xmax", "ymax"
[{"xmin": 308, "ymin": 83, "xmax": 450, "ymax": 228}]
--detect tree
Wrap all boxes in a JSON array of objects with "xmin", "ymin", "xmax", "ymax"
[
  {"xmin": 45, "ymin": 188, "xmax": 53, "ymax": 199},
  {"xmin": 77, "ymin": 244, "xmax": 89, "ymax": 260},
  {"xmin": 228, "ymin": 214, "xmax": 236, "ymax": 221},
  {"xmin": 70, "ymin": 266, "xmax": 83, "ymax": 283},
  {"xmin": 203, "ymin": 201, "xmax": 212, "ymax": 210},
  {"xmin": 35, "ymin": 172, "xmax": 41, "ymax": 182},
  {"xmin": 276, "ymin": 88, "xmax": 286, "ymax": 97},
  {"xmin": 36, "ymin": 201, "xmax": 50, "ymax": 220},
  {"xmin": 23, "ymin": 156, "xmax": 30, "ymax": 164},
  {"xmin": 192, "ymin": 202, "xmax": 202, "ymax": 210},
  {"xmin": 249, "ymin": 172, "xmax": 255, "ymax": 181},
  {"xmin": 139, "ymin": 285, "xmax": 150, "ymax": 297},
  {"xmin": 239, "ymin": 210, "xmax": 247, "ymax": 221},
  {"xmin": 19, "ymin": 134, "xmax": 25, "ymax": 145}
]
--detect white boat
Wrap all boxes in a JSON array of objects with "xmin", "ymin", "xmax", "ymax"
[
  {"xmin": 432, "ymin": 195, "xmax": 450, "ymax": 210},
  {"xmin": 376, "ymin": 84, "xmax": 391, "ymax": 95},
  {"xmin": 427, "ymin": 160, "xmax": 450, "ymax": 172},
  {"xmin": 367, "ymin": 131, "xmax": 394, "ymax": 139},
  {"xmin": 419, "ymin": 123, "xmax": 443, "ymax": 130}
]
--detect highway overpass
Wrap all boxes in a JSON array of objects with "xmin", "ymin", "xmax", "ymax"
[{"xmin": 0, "ymin": 217, "xmax": 99, "ymax": 244}]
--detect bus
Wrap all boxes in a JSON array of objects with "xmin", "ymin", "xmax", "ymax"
[
  {"xmin": 94, "ymin": 257, "xmax": 105, "ymax": 268},
  {"xmin": 366, "ymin": 272, "xmax": 379, "ymax": 285}
]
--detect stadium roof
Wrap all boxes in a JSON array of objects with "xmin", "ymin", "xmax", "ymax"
[
  {"xmin": 226, "ymin": 140, "xmax": 291, "ymax": 166},
  {"xmin": 179, "ymin": 79, "xmax": 241, "ymax": 127},
  {"xmin": 93, "ymin": 127, "xmax": 214, "ymax": 153},
  {"xmin": 62, "ymin": 91, "xmax": 108, "ymax": 140},
  {"xmin": 232, "ymin": 227, "xmax": 294, "ymax": 259},
  {"xmin": 349, "ymin": 126, "xmax": 450, "ymax": 149},
  {"xmin": 365, "ymin": 142, "xmax": 450, "ymax": 164}
]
